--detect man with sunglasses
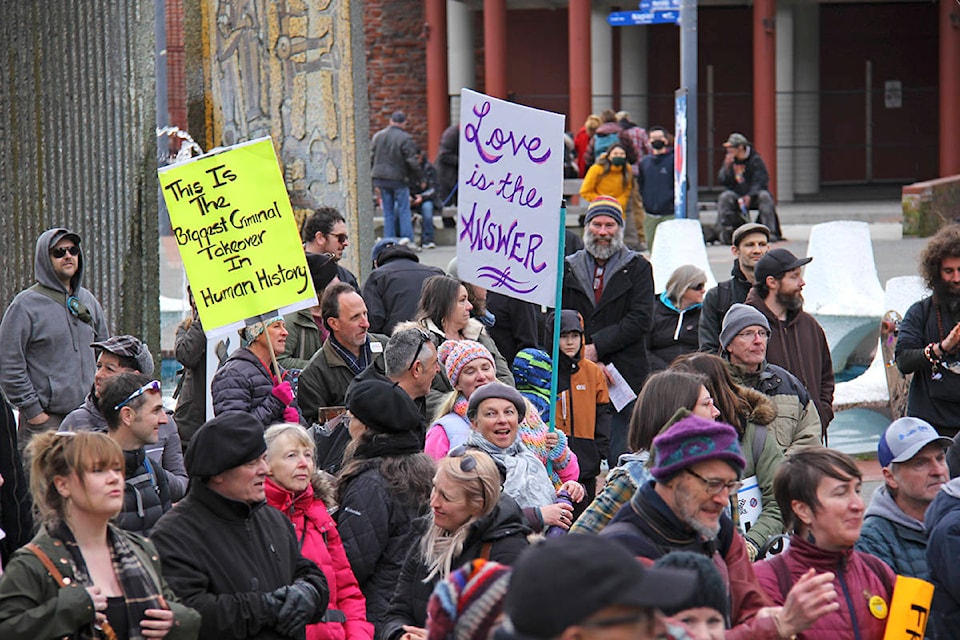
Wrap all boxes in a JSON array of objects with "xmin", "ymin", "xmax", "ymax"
[
  {"xmin": 301, "ymin": 206, "xmax": 359, "ymax": 291},
  {"xmin": 600, "ymin": 415, "xmax": 836, "ymax": 639},
  {"xmin": 0, "ymin": 227, "xmax": 109, "ymax": 451},
  {"xmin": 99, "ymin": 372, "xmax": 172, "ymax": 536}
]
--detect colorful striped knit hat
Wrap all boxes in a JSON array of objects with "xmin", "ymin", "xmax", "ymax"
[
  {"xmin": 438, "ymin": 340, "xmax": 495, "ymax": 387},
  {"xmin": 512, "ymin": 349, "xmax": 552, "ymax": 420},
  {"xmin": 584, "ymin": 195, "xmax": 624, "ymax": 227},
  {"xmin": 427, "ymin": 559, "xmax": 512, "ymax": 640}
]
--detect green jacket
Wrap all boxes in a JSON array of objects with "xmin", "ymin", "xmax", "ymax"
[
  {"xmin": 297, "ymin": 333, "xmax": 389, "ymax": 424},
  {"xmin": 279, "ymin": 308, "xmax": 324, "ymax": 371},
  {"xmin": 0, "ymin": 526, "xmax": 200, "ymax": 639}
]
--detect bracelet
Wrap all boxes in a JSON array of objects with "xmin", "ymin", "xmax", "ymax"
[{"xmin": 925, "ymin": 343, "xmax": 942, "ymax": 364}]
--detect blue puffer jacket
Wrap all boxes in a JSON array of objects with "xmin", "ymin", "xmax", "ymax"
[
  {"xmin": 855, "ymin": 484, "xmax": 930, "ymax": 580},
  {"xmin": 211, "ymin": 348, "xmax": 300, "ymax": 427},
  {"xmin": 925, "ymin": 478, "xmax": 960, "ymax": 638}
]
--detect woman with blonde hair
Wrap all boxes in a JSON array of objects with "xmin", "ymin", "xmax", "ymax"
[
  {"xmin": 379, "ymin": 449, "xmax": 529, "ymax": 640},
  {"xmin": 264, "ymin": 423, "xmax": 372, "ymax": 640},
  {"xmin": 649, "ymin": 264, "xmax": 707, "ymax": 371},
  {"xmin": 0, "ymin": 431, "xmax": 199, "ymax": 638}
]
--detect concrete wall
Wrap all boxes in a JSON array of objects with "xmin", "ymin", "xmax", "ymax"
[{"xmin": 0, "ymin": 1, "xmax": 160, "ymax": 354}]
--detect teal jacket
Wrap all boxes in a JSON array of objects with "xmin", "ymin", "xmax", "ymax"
[
  {"xmin": 856, "ymin": 484, "xmax": 930, "ymax": 580},
  {"xmin": 0, "ymin": 525, "xmax": 200, "ymax": 639}
]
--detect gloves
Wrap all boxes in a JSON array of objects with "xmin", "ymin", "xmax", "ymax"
[
  {"xmin": 272, "ymin": 381, "xmax": 294, "ymax": 405},
  {"xmin": 276, "ymin": 581, "xmax": 321, "ymax": 636},
  {"xmin": 283, "ymin": 407, "xmax": 300, "ymax": 423},
  {"xmin": 261, "ymin": 586, "xmax": 288, "ymax": 627}
]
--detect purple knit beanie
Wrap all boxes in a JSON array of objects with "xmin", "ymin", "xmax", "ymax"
[{"xmin": 651, "ymin": 415, "xmax": 745, "ymax": 481}]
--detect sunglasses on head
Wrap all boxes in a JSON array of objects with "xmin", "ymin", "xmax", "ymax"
[
  {"xmin": 448, "ymin": 445, "xmax": 478, "ymax": 472},
  {"xmin": 407, "ymin": 329, "xmax": 432, "ymax": 371},
  {"xmin": 114, "ymin": 380, "xmax": 162, "ymax": 411},
  {"xmin": 51, "ymin": 246, "xmax": 80, "ymax": 258}
]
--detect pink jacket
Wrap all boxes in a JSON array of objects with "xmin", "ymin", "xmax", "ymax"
[{"xmin": 265, "ymin": 479, "xmax": 374, "ymax": 640}]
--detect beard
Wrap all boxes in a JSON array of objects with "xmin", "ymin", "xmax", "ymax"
[
  {"xmin": 933, "ymin": 281, "xmax": 960, "ymax": 316},
  {"xmin": 584, "ymin": 227, "xmax": 626, "ymax": 261},
  {"xmin": 776, "ymin": 289, "xmax": 804, "ymax": 313},
  {"xmin": 674, "ymin": 482, "xmax": 722, "ymax": 541}
]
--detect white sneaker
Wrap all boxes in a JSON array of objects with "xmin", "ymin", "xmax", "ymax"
[{"xmin": 423, "ymin": 242, "xmax": 436, "ymax": 249}]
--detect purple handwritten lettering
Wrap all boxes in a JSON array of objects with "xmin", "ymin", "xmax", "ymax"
[
  {"xmin": 460, "ymin": 203, "xmax": 547, "ymax": 273},
  {"xmin": 463, "ymin": 100, "xmax": 552, "ymax": 166},
  {"xmin": 476, "ymin": 266, "xmax": 537, "ymax": 295}
]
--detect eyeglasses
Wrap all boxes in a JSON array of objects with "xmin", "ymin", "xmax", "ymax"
[
  {"xmin": 329, "ymin": 233, "xmax": 348, "ymax": 244},
  {"xmin": 736, "ymin": 329, "xmax": 770, "ymax": 341},
  {"xmin": 684, "ymin": 467, "xmax": 742, "ymax": 496},
  {"xmin": 407, "ymin": 328, "xmax": 432, "ymax": 371},
  {"xmin": 50, "ymin": 246, "xmax": 80, "ymax": 259},
  {"xmin": 690, "ymin": 283, "xmax": 706, "ymax": 291},
  {"xmin": 113, "ymin": 380, "xmax": 161, "ymax": 410}
]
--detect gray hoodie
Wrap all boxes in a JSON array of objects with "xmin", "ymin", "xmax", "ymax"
[{"xmin": 0, "ymin": 228, "xmax": 109, "ymax": 418}]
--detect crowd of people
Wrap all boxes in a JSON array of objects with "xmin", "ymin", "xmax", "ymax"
[{"xmin": 1, "ymin": 196, "xmax": 960, "ymax": 638}]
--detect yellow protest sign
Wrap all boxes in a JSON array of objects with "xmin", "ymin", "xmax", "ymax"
[
  {"xmin": 882, "ymin": 575, "xmax": 933, "ymax": 639},
  {"xmin": 159, "ymin": 137, "xmax": 314, "ymax": 336}
]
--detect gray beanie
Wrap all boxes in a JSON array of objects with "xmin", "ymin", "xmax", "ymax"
[
  {"xmin": 719, "ymin": 303, "xmax": 770, "ymax": 350},
  {"xmin": 466, "ymin": 382, "xmax": 527, "ymax": 422}
]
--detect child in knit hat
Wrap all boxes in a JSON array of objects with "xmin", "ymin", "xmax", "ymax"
[
  {"xmin": 551, "ymin": 310, "xmax": 611, "ymax": 514},
  {"xmin": 653, "ymin": 551, "xmax": 730, "ymax": 640}
]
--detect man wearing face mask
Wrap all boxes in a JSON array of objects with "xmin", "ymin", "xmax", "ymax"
[
  {"xmin": 717, "ymin": 133, "xmax": 783, "ymax": 244},
  {"xmin": 636, "ymin": 126, "xmax": 675, "ymax": 248}
]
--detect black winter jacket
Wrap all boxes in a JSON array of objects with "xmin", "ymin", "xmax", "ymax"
[
  {"xmin": 562, "ymin": 249, "xmax": 654, "ymax": 393},
  {"xmin": 151, "ymin": 481, "xmax": 329, "ymax": 639},
  {"xmin": 717, "ymin": 147, "xmax": 771, "ymax": 200},
  {"xmin": 699, "ymin": 261, "xmax": 753, "ymax": 355},
  {"xmin": 211, "ymin": 347, "xmax": 299, "ymax": 427},
  {"xmin": 174, "ymin": 316, "xmax": 207, "ymax": 446},
  {"xmin": 337, "ymin": 460, "xmax": 432, "ymax": 629},
  {"xmin": 378, "ymin": 495, "xmax": 530, "ymax": 640},
  {"xmin": 648, "ymin": 293, "xmax": 701, "ymax": 372},
  {"xmin": 362, "ymin": 247, "xmax": 445, "ymax": 335},
  {"xmin": 116, "ymin": 447, "xmax": 171, "ymax": 536}
]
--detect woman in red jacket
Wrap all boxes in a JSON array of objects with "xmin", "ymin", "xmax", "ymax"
[
  {"xmin": 753, "ymin": 448, "xmax": 894, "ymax": 640},
  {"xmin": 265, "ymin": 423, "xmax": 374, "ymax": 640}
]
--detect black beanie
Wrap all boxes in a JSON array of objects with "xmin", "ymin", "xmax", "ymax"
[
  {"xmin": 347, "ymin": 378, "xmax": 422, "ymax": 434},
  {"xmin": 652, "ymin": 551, "xmax": 730, "ymax": 620}
]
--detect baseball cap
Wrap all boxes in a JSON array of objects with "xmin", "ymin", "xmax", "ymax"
[
  {"xmin": 732, "ymin": 222, "xmax": 770, "ymax": 247},
  {"xmin": 390, "ymin": 110, "xmax": 407, "ymax": 124},
  {"xmin": 723, "ymin": 132, "xmax": 750, "ymax": 147},
  {"xmin": 878, "ymin": 417, "xmax": 953, "ymax": 468},
  {"xmin": 91, "ymin": 335, "xmax": 154, "ymax": 375},
  {"xmin": 502, "ymin": 535, "xmax": 696, "ymax": 640},
  {"xmin": 754, "ymin": 248, "xmax": 813, "ymax": 283}
]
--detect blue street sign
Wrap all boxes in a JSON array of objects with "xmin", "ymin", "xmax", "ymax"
[
  {"xmin": 607, "ymin": 9, "xmax": 679, "ymax": 26},
  {"xmin": 639, "ymin": 0, "xmax": 680, "ymax": 11}
]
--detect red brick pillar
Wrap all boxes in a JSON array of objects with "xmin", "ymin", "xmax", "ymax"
[
  {"xmin": 753, "ymin": 0, "xmax": 777, "ymax": 198},
  {"xmin": 941, "ymin": 0, "xmax": 960, "ymax": 176},
  {"xmin": 426, "ymin": 0, "xmax": 448, "ymax": 157},
  {"xmin": 483, "ymin": 0, "xmax": 508, "ymax": 99},
  {"xmin": 568, "ymin": 0, "xmax": 591, "ymax": 132}
]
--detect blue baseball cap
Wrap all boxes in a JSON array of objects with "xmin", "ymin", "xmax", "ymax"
[{"xmin": 877, "ymin": 417, "xmax": 953, "ymax": 468}]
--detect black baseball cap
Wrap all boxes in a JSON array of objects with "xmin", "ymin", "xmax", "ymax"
[
  {"xmin": 754, "ymin": 248, "xmax": 812, "ymax": 283},
  {"xmin": 501, "ymin": 535, "xmax": 696, "ymax": 640}
]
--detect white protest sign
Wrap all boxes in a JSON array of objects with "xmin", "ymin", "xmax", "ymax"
[
  {"xmin": 736, "ymin": 475, "xmax": 763, "ymax": 533},
  {"xmin": 456, "ymin": 89, "xmax": 564, "ymax": 307}
]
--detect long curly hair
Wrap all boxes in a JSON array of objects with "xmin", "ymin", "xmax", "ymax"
[{"xmin": 920, "ymin": 224, "xmax": 960, "ymax": 291}]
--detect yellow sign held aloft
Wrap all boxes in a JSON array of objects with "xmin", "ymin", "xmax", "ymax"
[{"xmin": 159, "ymin": 137, "xmax": 315, "ymax": 337}]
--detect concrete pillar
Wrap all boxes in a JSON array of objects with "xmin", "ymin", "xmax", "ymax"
[
  {"xmin": 447, "ymin": 0, "xmax": 475, "ymax": 122},
  {"xmin": 753, "ymin": 0, "xmax": 777, "ymax": 198},
  {"xmin": 569, "ymin": 0, "xmax": 592, "ymax": 132},
  {"xmin": 619, "ymin": 26, "xmax": 649, "ymax": 129},
  {"xmin": 591, "ymin": 7, "xmax": 613, "ymax": 114},
  {"xmin": 483, "ymin": 0, "xmax": 508, "ymax": 99},
  {"xmin": 776, "ymin": 2, "xmax": 794, "ymax": 202},
  {"xmin": 793, "ymin": 2, "xmax": 820, "ymax": 195},
  {"xmin": 426, "ymin": 0, "xmax": 448, "ymax": 157},
  {"xmin": 941, "ymin": 0, "xmax": 960, "ymax": 176}
]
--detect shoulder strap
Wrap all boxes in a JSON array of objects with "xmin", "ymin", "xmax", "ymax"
[
  {"xmin": 717, "ymin": 281, "xmax": 733, "ymax": 320},
  {"xmin": 769, "ymin": 553, "xmax": 793, "ymax": 601},
  {"xmin": 28, "ymin": 283, "xmax": 94, "ymax": 326},
  {"xmin": 24, "ymin": 542, "xmax": 66, "ymax": 586},
  {"xmin": 859, "ymin": 552, "xmax": 895, "ymax": 596},
  {"xmin": 752, "ymin": 425, "xmax": 768, "ymax": 467},
  {"xmin": 479, "ymin": 541, "xmax": 493, "ymax": 561}
]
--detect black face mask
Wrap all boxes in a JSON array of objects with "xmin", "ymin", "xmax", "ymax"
[{"xmin": 651, "ymin": 140, "xmax": 667, "ymax": 151}]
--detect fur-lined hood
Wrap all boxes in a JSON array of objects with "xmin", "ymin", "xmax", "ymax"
[
  {"xmin": 311, "ymin": 470, "xmax": 338, "ymax": 511},
  {"xmin": 742, "ymin": 386, "xmax": 777, "ymax": 427}
]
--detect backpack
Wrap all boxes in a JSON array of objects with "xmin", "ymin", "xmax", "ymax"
[
  {"xmin": 311, "ymin": 414, "xmax": 352, "ymax": 475},
  {"xmin": 594, "ymin": 132, "xmax": 619, "ymax": 158}
]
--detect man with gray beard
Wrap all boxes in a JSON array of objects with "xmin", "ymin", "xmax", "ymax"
[
  {"xmin": 600, "ymin": 415, "xmax": 836, "ymax": 638},
  {"xmin": 562, "ymin": 196, "xmax": 654, "ymax": 463},
  {"xmin": 745, "ymin": 248, "xmax": 834, "ymax": 437}
]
